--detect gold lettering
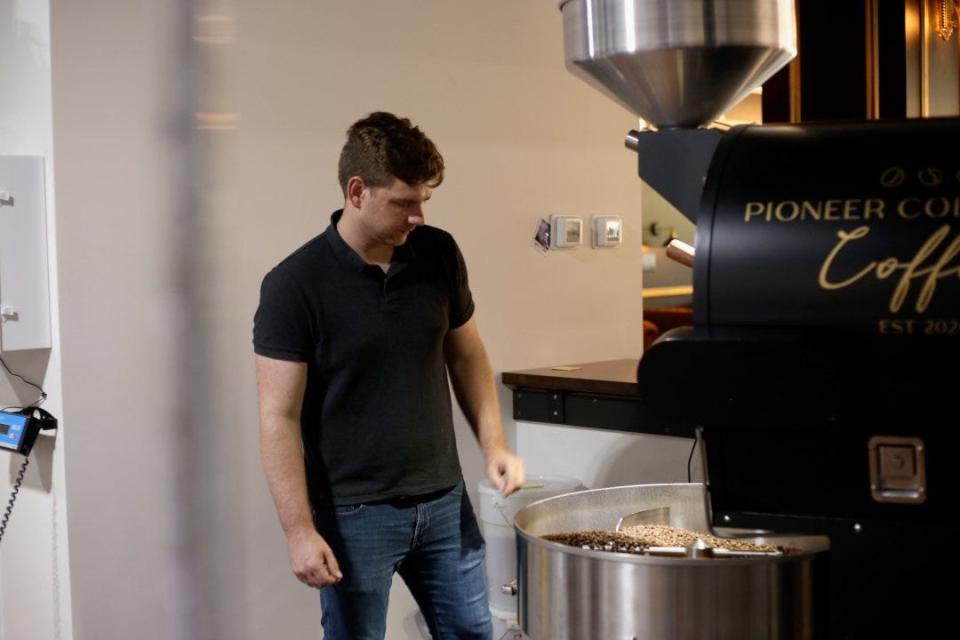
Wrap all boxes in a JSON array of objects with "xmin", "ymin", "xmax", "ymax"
[
  {"xmin": 745, "ymin": 197, "xmax": 960, "ymax": 225},
  {"xmin": 819, "ymin": 224, "xmax": 960, "ymax": 313},
  {"xmin": 864, "ymin": 199, "xmax": 885, "ymax": 220},
  {"xmin": 916, "ymin": 228, "xmax": 960, "ymax": 312},
  {"xmin": 890, "ymin": 225, "xmax": 951, "ymax": 312},
  {"xmin": 802, "ymin": 200, "xmax": 822, "ymax": 221},
  {"xmin": 843, "ymin": 199, "xmax": 861, "ymax": 220},
  {"xmin": 776, "ymin": 201, "xmax": 799, "ymax": 222},
  {"xmin": 878, "ymin": 319, "xmax": 916, "ymax": 335},
  {"xmin": 746, "ymin": 199, "xmax": 892, "ymax": 222},
  {"xmin": 818, "ymin": 226, "xmax": 876, "ymax": 290},
  {"xmin": 744, "ymin": 201, "xmax": 766, "ymax": 222},
  {"xmin": 824, "ymin": 200, "xmax": 841, "ymax": 221},
  {"xmin": 876, "ymin": 258, "xmax": 899, "ymax": 279},
  {"xmin": 898, "ymin": 198, "xmax": 921, "ymax": 219},
  {"xmin": 925, "ymin": 197, "xmax": 950, "ymax": 219}
]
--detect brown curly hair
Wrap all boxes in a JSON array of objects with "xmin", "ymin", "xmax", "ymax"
[{"xmin": 337, "ymin": 112, "xmax": 445, "ymax": 195}]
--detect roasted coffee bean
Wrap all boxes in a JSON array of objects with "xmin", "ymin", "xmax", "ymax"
[{"xmin": 543, "ymin": 525, "xmax": 783, "ymax": 556}]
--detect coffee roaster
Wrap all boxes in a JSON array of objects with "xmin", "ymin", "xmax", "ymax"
[
  {"xmin": 634, "ymin": 98, "xmax": 960, "ymax": 640},
  {"xmin": 515, "ymin": 1, "xmax": 960, "ymax": 638}
]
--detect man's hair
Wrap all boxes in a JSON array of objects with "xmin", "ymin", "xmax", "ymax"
[{"xmin": 337, "ymin": 112, "xmax": 444, "ymax": 195}]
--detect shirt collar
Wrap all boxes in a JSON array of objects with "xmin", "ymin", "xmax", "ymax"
[
  {"xmin": 326, "ymin": 209, "xmax": 368, "ymax": 273},
  {"xmin": 326, "ymin": 209, "xmax": 417, "ymax": 272}
]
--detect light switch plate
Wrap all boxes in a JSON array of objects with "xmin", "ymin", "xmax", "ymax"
[
  {"xmin": 550, "ymin": 215, "xmax": 583, "ymax": 248},
  {"xmin": 593, "ymin": 216, "xmax": 623, "ymax": 248}
]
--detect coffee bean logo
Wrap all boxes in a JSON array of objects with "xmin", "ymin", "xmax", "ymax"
[
  {"xmin": 918, "ymin": 166, "xmax": 943, "ymax": 187},
  {"xmin": 880, "ymin": 166, "xmax": 905, "ymax": 188}
]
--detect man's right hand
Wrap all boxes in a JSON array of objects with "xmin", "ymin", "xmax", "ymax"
[{"xmin": 287, "ymin": 528, "xmax": 343, "ymax": 588}]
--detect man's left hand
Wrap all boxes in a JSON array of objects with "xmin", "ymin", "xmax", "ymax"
[{"xmin": 485, "ymin": 448, "xmax": 526, "ymax": 496}]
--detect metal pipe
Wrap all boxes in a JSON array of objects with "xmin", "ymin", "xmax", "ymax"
[{"xmin": 666, "ymin": 239, "xmax": 695, "ymax": 268}]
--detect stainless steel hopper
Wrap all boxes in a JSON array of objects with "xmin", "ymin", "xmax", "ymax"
[{"xmin": 559, "ymin": 0, "xmax": 797, "ymax": 128}]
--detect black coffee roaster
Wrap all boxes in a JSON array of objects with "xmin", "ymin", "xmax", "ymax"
[
  {"xmin": 635, "ymin": 117, "xmax": 960, "ymax": 638},
  {"xmin": 557, "ymin": 1, "xmax": 958, "ymax": 635}
]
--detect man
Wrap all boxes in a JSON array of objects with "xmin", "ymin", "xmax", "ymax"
[{"xmin": 253, "ymin": 112, "xmax": 525, "ymax": 640}]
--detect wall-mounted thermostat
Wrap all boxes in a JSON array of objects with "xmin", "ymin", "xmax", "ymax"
[
  {"xmin": 593, "ymin": 215, "xmax": 623, "ymax": 248},
  {"xmin": 550, "ymin": 215, "xmax": 583, "ymax": 248}
]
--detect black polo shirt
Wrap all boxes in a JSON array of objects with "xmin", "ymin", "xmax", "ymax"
[{"xmin": 253, "ymin": 210, "xmax": 474, "ymax": 506}]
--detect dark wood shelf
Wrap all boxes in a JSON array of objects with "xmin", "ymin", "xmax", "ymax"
[
  {"xmin": 500, "ymin": 358, "xmax": 693, "ymax": 438},
  {"xmin": 500, "ymin": 358, "xmax": 640, "ymax": 397}
]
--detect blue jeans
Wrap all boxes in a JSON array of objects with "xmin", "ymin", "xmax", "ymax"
[{"xmin": 315, "ymin": 482, "xmax": 492, "ymax": 640}]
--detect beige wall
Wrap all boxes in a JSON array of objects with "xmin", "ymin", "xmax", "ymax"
[
  {"xmin": 6, "ymin": 2, "xmax": 652, "ymax": 639},
  {"xmin": 220, "ymin": 2, "xmax": 646, "ymax": 637},
  {"xmin": 0, "ymin": 3, "xmax": 72, "ymax": 640},
  {"xmin": 50, "ymin": 0, "xmax": 183, "ymax": 639},
  {"xmin": 10, "ymin": 3, "xmax": 956, "ymax": 638}
]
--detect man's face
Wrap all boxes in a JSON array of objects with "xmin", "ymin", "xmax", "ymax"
[{"xmin": 358, "ymin": 178, "xmax": 432, "ymax": 247}]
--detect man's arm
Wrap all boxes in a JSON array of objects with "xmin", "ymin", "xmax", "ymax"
[
  {"xmin": 444, "ymin": 317, "xmax": 526, "ymax": 495},
  {"xmin": 256, "ymin": 354, "xmax": 342, "ymax": 588}
]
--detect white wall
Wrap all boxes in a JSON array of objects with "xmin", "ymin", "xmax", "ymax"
[
  {"xmin": 517, "ymin": 422, "xmax": 702, "ymax": 491},
  {"xmin": 0, "ymin": 2, "xmax": 72, "ymax": 639}
]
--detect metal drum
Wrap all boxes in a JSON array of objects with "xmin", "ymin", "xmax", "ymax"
[{"xmin": 514, "ymin": 484, "xmax": 828, "ymax": 640}]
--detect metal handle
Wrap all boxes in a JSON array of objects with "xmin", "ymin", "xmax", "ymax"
[
  {"xmin": 501, "ymin": 579, "xmax": 518, "ymax": 596},
  {"xmin": 665, "ymin": 238, "xmax": 695, "ymax": 268}
]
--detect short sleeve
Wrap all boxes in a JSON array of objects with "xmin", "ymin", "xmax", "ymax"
[
  {"xmin": 253, "ymin": 269, "xmax": 314, "ymax": 362},
  {"xmin": 448, "ymin": 238, "xmax": 475, "ymax": 329}
]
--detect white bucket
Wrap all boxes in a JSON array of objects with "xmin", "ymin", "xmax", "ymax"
[{"xmin": 478, "ymin": 474, "xmax": 585, "ymax": 618}]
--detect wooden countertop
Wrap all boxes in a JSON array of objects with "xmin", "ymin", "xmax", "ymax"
[{"xmin": 501, "ymin": 358, "xmax": 640, "ymax": 397}]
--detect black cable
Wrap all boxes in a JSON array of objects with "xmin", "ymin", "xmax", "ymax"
[
  {"xmin": 687, "ymin": 431, "xmax": 699, "ymax": 483},
  {"xmin": 0, "ymin": 354, "xmax": 46, "ymax": 407},
  {"xmin": 0, "ymin": 456, "xmax": 30, "ymax": 543}
]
